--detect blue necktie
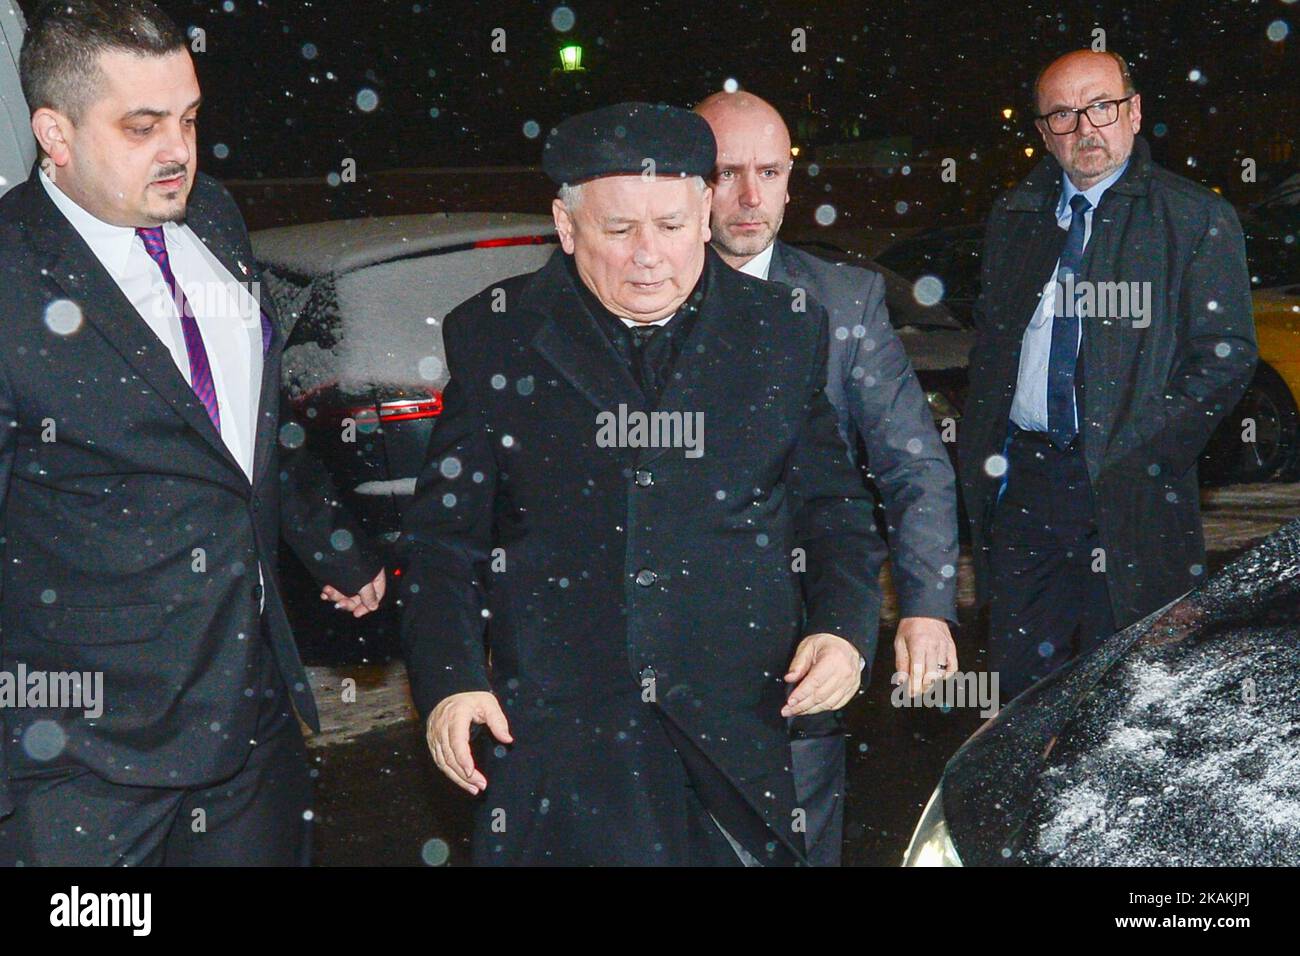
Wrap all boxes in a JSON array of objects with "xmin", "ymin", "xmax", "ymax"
[{"xmin": 1046, "ymin": 193, "xmax": 1092, "ymax": 448}]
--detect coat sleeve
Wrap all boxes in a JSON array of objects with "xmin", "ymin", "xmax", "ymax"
[
  {"xmin": 787, "ymin": 304, "xmax": 889, "ymax": 674},
  {"xmin": 957, "ymin": 203, "xmax": 1011, "ymax": 550},
  {"xmin": 1108, "ymin": 200, "xmax": 1258, "ymax": 478},
  {"xmin": 277, "ymin": 396, "xmax": 384, "ymax": 596},
  {"xmin": 963, "ymin": 204, "xmax": 1005, "ymax": 368},
  {"xmin": 0, "ymin": 355, "xmax": 15, "ymax": 820},
  {"xmin": 844, "ymin": 271, "xmax": 960, "ymax": 623},
  {"xmin": 398, "ymin": 309, "xmax": 499, "ymax": 719}
]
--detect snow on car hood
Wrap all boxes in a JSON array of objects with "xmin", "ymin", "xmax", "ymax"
[
  {"xmin": 940, "ymin": 515, "xmax": 1300, "ymax": 865},
  {"xmin": 1027, "ymin": 618, "xmax": 1300, "ymax": 865}
]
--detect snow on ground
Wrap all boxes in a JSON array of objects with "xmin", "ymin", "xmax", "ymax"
[{"xmin": 1199, "ymin": 482, "xmax": 1300, "ymax": 551}]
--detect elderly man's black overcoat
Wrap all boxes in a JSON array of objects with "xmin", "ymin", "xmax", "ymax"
[{"xmin": 401, "ymin": 246, "xmax": 885, "ymax": 865}]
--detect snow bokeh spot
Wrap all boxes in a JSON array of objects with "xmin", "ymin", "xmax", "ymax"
[
  {"xmin": 912, "ymin": 275, "xmax": 944, "ymax": 307},
  {"xmin": 551, "ymin": 6, "xmax": 576, "ymax": 31},
  {"xmin": 44, "ymin": 299, "xmax": 83, "ymax": 337},
  {"xmin": 22, "ymin": 720, "xmax": 67, "ymax": 762},
  {"xmin": 355, "ymin": 88, "xmax": 380, "ymax": 113}
]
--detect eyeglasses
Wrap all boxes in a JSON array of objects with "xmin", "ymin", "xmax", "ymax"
[{"xmin": 1036, "ymin": 95, "xmax": 1135, "ymax": 135}]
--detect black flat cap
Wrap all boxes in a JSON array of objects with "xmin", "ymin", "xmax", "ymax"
[{"xmin": 542, "ymin": 101, "xmax": 717, "ymax": 186}]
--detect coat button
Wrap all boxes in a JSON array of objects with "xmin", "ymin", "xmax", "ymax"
[
  {"xmin": 634, "ymin": 568, "xmax": 657, "ymax": 587},
  {"xmin": 634, "ymin": 469, "xmax": 654, "ymax": 487}
]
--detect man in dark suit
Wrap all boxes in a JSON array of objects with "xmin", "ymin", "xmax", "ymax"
[
  {"xmin": 401, "ymin": 102, "xmax": 885, "ymax": 865},
  {"xmin": 0, "ymin": 0, "xmax": 384, "ymax": 866},
  {"xmin": 959, "ymin": 50, "xmax": 1257, "ymax": 700},
  {"xmin": 695, "ymin": 91, "xmax": 960, "ymax": 866}
]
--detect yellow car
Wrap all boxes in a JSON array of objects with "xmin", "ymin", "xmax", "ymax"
[{"xmin": 1203, "ymin": 285, "xmax": 1300, "ymax": 483}]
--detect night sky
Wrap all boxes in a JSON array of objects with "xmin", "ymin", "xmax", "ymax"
[{"xmin": 20, "ymin": 0, "xmax": 1300, "ymax": 210}]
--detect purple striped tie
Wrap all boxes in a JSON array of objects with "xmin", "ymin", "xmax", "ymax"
[{"xmin": 136, "ymin": 226, "xmax": 221, "ymax": 433}]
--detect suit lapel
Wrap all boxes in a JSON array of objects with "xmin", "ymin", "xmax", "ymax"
[
  {"xmin": 1075, "ymin": 190, "xmax": 1134, "ymax": 434},
  {"xmin": 25, "ymin": 174, "xmax": 282, "ymax": 488},
  {"xmin": 182, "ymin": 185, "xmax": 286, "ymax": 493},
  {"xmin": 24, "ymin": 180, "xmax": 248, "ymax": 482},
  {"xmin": 766, "ymin": 241, "xmax": 823, "ymax": 330},
  {"xmin": 184, "ymin": 183, "xmax": 266, "ymax": 313},
  {"xmin": 249, "ymin": 306, "xmax": 282, "ymax": 492},
  {"xmin": 767, "ymin": 240, "xmax": 801, "ymax": 288}
]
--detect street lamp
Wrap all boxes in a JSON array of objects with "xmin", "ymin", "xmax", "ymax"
[{"xmin": 559, "ymin": 44, "xmax": 584, "ymax": 72}]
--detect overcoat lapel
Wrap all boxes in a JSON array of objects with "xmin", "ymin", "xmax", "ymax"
[
  {"xmin": 524, "ymin": 250, "xmax": 647, "ymax": 415},
  {"xmin": 634, "ymin": 249, "xmax": 745, "ymax": 470}
]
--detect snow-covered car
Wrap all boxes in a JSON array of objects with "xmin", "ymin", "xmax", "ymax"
[
  {"xmin": 903, "ymin": 515, "xmax": 1300, "ymax": 866},
  {"xmin": 251, "ymin": 213, "xmax": 558, "ymax": 655}
]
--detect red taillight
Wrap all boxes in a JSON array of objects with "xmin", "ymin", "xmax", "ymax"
[
  {"xmin": 473, "ymin": 235, "xmax": 551, "ymax": 248},
  {"xmin": 378, "ymin": 395, "xmax": 443, "ymax": 422},
  {"xmin": 345, "ymin": 392, "xmax": 443, "ymax": 425},
  {"xmin": 376, "ymin": 393, "xmax": 443, "ymax": 422}
]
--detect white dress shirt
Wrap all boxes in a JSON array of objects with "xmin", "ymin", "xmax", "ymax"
[
  {"xmin": 736, "ymin": 242, "xmax": 775, "ymax": 280},
  {"xmin": 1008, "ymin": 159, "xmax": 1129, "ymax": 432},
  {"xmin": 619, "ymin": 314, "xmax": 674, "ymax": 329},
  {"xmin": 42, "ymin": 170, "xmax": 268, "ymax": 607}
]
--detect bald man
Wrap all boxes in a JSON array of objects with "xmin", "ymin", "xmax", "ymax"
[
  {"xmin": 959, "ymin": 50, "xmax": 1256, "ymax": 700},
  {"xmin": 697, "ymin": 92, "xmax": 961, "ymax": 866}
]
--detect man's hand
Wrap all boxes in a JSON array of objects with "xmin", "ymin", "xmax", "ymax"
[
  {"xmin": 893, "ymin": 616, "xmax": 959, "ymax": 698},
  {"xmin": 426, "ymin": 691, "xmax": 513, "ymax": 795},
  {"xmin": 782, "ymin": 633, "xmax": 862, "ymax": 717},
  {"xmin": 321, "ymin": 568, "xmax": 386, "ymax": 618}
]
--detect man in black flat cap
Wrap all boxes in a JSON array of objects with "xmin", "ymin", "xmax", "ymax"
[{"xmin": 400, "ymin": 102, "xmax": 885, "ymax": 865}]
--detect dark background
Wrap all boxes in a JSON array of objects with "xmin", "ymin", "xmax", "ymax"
[
  {"xmin": 18, "ymin": 0, "xmax": 1297, "ymax": 228},
  {"xmin": 158, "ymin": 0, "xmax": 1297, "ymax": 182}
]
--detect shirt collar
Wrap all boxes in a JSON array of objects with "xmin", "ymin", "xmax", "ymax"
[
  {"xmin": 620, "ymin": 313, "xmax": 673, "ymax": 328},
  {"xmin": 1057, "ymin": 157, "xmax": 1130, "ymax": 221},
  {"xmin": 735, "ymin": 242, "xmax": 775, "ymax": 280},
  {"xmin": 563, "ymin": 251, "xmax": 697, "ymax": 331},
  {"xmin": 38, "ymin": 168, "xmax": 141, "ymax": 278}
]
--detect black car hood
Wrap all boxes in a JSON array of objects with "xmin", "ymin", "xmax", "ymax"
[{"xmin": 942, "ymin": 516, "xmax": 1300, "ymax": 865}]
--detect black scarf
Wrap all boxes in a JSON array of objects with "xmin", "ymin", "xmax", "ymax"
[{"xmin": 563, "ymin": 251, "xmax": 708, "ymax": 405}]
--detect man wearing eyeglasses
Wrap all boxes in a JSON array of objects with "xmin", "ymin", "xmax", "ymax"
[{"xmin": 958, "ymin": 49, "xmax": 1256, "ymax": 699}]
